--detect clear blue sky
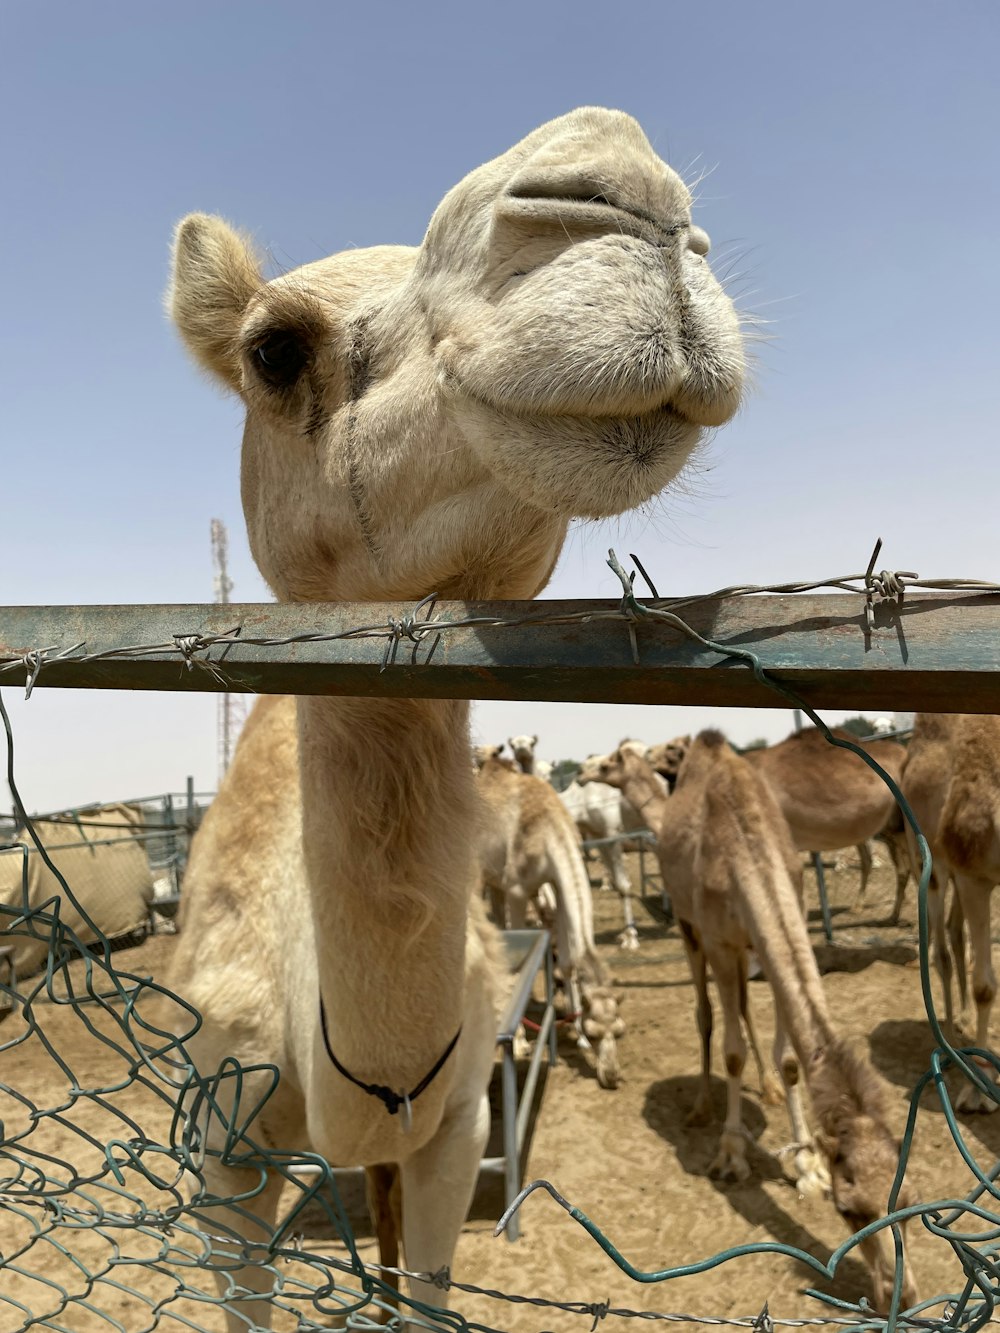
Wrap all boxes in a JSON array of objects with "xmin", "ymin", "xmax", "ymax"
[{"xmin": 2, "ymin": 1, "xmax": 998, "ymax": 809}]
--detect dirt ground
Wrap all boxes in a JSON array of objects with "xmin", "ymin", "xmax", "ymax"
[{"xmin": 1, "ymin": 853, "xmax": 996, "ymax": 1332}]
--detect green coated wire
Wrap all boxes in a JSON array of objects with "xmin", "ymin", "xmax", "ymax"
[{"xmin": 5, "ymin": 549, "xmax": 1000, "ymax": 1332}]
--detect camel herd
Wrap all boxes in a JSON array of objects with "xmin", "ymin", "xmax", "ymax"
[{"xmin": 161, "ymin": 105, "xmax": 989, "ymax": 1325}]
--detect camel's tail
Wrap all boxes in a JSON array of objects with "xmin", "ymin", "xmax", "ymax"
[{"xmin": 365, "ymin": 1163, "xmax": 402, "ymax": 1322}]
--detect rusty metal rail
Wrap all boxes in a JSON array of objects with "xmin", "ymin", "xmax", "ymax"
[{"xmin": 2, "ymin": 590, "xmax": 1000, "ymax": 711}]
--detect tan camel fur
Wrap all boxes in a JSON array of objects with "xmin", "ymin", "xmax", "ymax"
[
  {"xmin": 476, "ymin": 756, "xmax": 622, "ymax": 1087},
  {"xmin": 645, "ymin": 741, "xmax": 912, "ymax": 917},
  {"xmin": 928, "ymin": 714, "xmax": 1000, "ymax": 1114},
  {"xmin": 743, "ymin": 727, "xmax": 907, "ymax": 912},
  {"xmin": 584, "ymin": 739, "xmax": 917, "ymax": 1310},
  {"xmin": 898, "ymin": 714, "xmax": 967, "ymax": 1040},
  {"xmin": 168, "ymin": 106, "xmax": 742, "ymax": 1325}
]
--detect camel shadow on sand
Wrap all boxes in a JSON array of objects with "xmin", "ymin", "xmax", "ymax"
[
  {"xmin": 868, "ymin": 1017, "xmax": 1000, "ymax": 1157},
  {"xmin": 642, "ymin": 1074, "xmax": 874, "ymax": 1310}
]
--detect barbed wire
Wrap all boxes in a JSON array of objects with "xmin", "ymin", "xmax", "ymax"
[
  {"xmin": 3, "ymin": 542, "xmax": 1000, "ymax": 1331},
  {"xmin": 3, "ymin": 537, "xmax": 1000, "ymax": 698}
]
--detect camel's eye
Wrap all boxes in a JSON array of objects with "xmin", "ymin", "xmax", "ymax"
[{"xmin": 250, "ymin": 328, "xmax": 310, "ymax": 390}]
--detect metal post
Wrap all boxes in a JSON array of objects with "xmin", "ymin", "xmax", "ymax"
[
  {"xmin": 813, "ymin": 851, "xmax": 834, "ymax": 944},
  {"xmin": 501, "ymin": 1045, "xmax": 520, "ymax": 1241},
  {"xmin": 544, "ymin": 943, "xmax": 558, "ymax": 1068},
  {"xmin": 163, "ymin": 794, "xmax": 178, "ymax": 895}
]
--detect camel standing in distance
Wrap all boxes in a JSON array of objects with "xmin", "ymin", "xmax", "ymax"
[
  {"xmin": 476, "ymin": 756, "xmax": 622, "ymax": 1087},
  {"xmin": 898, "ymin": 714, "xmax": 967, "ymax": 1038},
  {"xmin": 929, "ymin": 714, "xmax": 1000, "ymax": 1112},
  {"xmin": 508, "ymin": 733, "xmax": 553, "ymax": 781},
  {"xmin": 561, "ymin": 777, "xmax": 645, "ymax": 948},
  {"xmin": 585, "ymin": 741, "xmax": 917, "ymax": 1310},
  {"xmin": 743, "ymin": 727, "xmax": 908, "ymax": 911},
  {"xmin": 168, "ymin": 105, "xmax": 744, "ymax": 1326}
]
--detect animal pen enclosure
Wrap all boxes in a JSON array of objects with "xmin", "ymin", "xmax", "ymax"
[{"xmin": 3, "ymin": 555, "xmax": 1000, "ymax": 1333}]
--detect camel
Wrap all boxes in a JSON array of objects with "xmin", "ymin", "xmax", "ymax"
[
  {"xmin": 168, "ymin": 105, "xmax": 744, "ymax": 1327},
  {"xmin": 899, "ymin": 714, "xmax": 967, "ymax": 1041},
  {"xmin": 922, "ymin": 714, "xmax": 1000, "ymax": 1114},
  {"xmin": 476, "ymin": 756, "xmax": 622, "ymax": 1087},
  {"xmin": 560, "ymin": 777, "xmax": 646, "ymax": 948},
  {"xmin": 649, "ymin": 729, "xmax": 910, "ymax": 914},
  {"xmin": 559, "ymin": 735, "xmax": 675, "ymax": 950},
  {"xmin": 584, "ymin": 740, "xmax": 917, "ymax": 1310},
  {"xmin": 507, "ymin": 733, "xmax": 551, "ymax": 781}
]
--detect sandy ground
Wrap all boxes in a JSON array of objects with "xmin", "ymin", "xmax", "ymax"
[{"xmin": 1, "ymin": 854, "xmax": 997, "ymax": 1332}]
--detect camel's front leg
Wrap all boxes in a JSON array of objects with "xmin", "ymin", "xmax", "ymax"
[
  {"xmin": 679, "ymin": 920, "xmax": 713, "ymax": 1125},
  {"xmin": 772, "ymin": 1018, "xmax": 829, "ymax": 1198},
  {"xmin": 703, "ymin": 943, "xmax": 750, "ymax": 1182},
  {"xmin": 953, "ymin": 873, "xmax": 1000, "ymax": 1114},
  {"xmin": 398, "ymin": 1089, "xmax": 491, "ymax": 1324},
  {"xmin": 606, "ymin": 842, "xmax": 639, "ymax": 950},
  {"xmin": 739, "ymin": 958, "xmax": 782, "ymax": 1106}
]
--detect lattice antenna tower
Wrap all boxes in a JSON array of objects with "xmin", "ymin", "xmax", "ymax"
[{"xmin": 211, "ymin": 518, "xmax": 237, "ymax": 783}]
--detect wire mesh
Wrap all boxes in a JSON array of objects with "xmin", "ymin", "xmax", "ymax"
[{"xmin": 2, "ymin": 549, "xmax": 1000, "ymax": 1332}]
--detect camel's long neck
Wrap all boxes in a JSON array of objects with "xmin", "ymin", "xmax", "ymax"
[
  {"xmin": 730, "ymin": 818, "xmax": 835, "ymax": 1062},
  {"xmin": 297, "ymin": 694, "xmax": 475, "ymax": 1068},
  {"xmin": 618, "ymin": 757, "xmax": 669, "ymax": 830}
]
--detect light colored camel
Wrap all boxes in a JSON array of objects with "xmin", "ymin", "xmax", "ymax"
[
  {"xmin": 563, "ymin": 735, "xmax": 672, "ymax": 949},
  {"xmin": 561, "ymin": 777, "xmax": 645, "ymax": 948},
  {"xmin": 586, "ymin": 740, "xmax": 917, "ymax": 1310},
  {"xmin": 168, "ymin": 105, "xmax": 743, "ymax": 1326},
  {"xmin": 508, "ymin": 733, "xmax": 552, "ymax": 781},
  {"xmin": 476, "ymin": 755, "xmax": 622, "ymax": 1087}
]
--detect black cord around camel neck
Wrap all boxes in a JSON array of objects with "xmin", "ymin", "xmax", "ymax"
[{"xmin": 319, "ymin": 996, "xmax": 462, "ymax": 1117}]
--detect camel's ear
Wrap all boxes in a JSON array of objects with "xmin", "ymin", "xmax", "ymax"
[
  {"xmin": 168, "ymin": 213, "xmax": 263, "ymax": 392},
  {"xmin": 532, "ymin": 735, "xmax": 538, "ymax": 746}
]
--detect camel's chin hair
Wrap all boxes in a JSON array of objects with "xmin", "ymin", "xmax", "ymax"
[{"xmin": 454, "ymin": 396, "xmax": 703, "ymax": 520}]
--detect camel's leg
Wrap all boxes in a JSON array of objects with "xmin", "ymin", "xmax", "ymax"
[
  {"xmin": 739, "ymin": 960, "xmax": 781, "ymax": 1106},
  {"xmin": 856, "ymin": 841, "xmax": 873, "ymax": 904},
  {"xmin": 398, "ymin": 1089, "xmax": 491, "ymax": 1325},
  {"xmin": 927, "ymin": 866, "xmax": 956, "ymax": 1030},
  {"xmin": 605, "ymin": 842, "xmax": 639, "ymax": 950},
  {"xmin": 366, "ymin": 1164, "xmax": 402, "ymax": 1323},
  {"xmin": 772, "ymin": 1017, "xmax": 830, "ymax": 1198},
  {"xmin": 487, "ymin": 882, "xmax": 508, "ymax": 929},
  {"xmin": 703, "ymin": 943, "xmax": 750, "ymax": 1182},
  {"xmin": 505, "ymin": 882, "xmax": 528, "ymax": 931},
  {"xmin": 595, "ymin": 843, "xmax": 616, "ymax": 891},
  {"xmin": 953, "ymin": 874, "xmax": 999, "ymax": 1113},
  {"xmin": 189, "ymin": 1152, "xmax": 287, "ymax": 1332},
  {"xmin": 948, "ymin": 884, "xmax": 967, "ymax": 1014},
  {"xmin": 553, "ymin": 891, "xmax": 590, "ymax": 1048},
  {"xmin": 886, "ymin": 831, "xmax": 910, "ymax": 923},
  {"xmin": 679, "ymin": 921, "xmax": 713, "ymax": 1125}
]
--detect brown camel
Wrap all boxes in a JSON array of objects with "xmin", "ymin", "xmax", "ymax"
[
  {"xmin": 168, "ymin": 105, "xmax": 743, "ymax": 1327},
  {"xmin": 898, "ymin": 714, "xmax": 967, "ymax": 1040},
  {"xmin": 583, "ymin": 739, "xmax": 917, "ymax": 1311},
  {"xmin": 933, "ymin": 715, "xmax": 1000, "ymax": 1113}
]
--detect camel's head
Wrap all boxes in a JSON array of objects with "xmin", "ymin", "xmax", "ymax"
[
  {"xmin": 578, "ymin": 748, "xmax": 626, "ymax": 788},
  {"xmin": 646, "ymin": 734, "xmax": 692, "ymax": 791},
  {"xmin": 811, "ymin": 1045, "xmax": 918, "ymax": 1312},
  {"xmin": 508, "ymin": 734, "xmax": 538, "ymax": 769},
  {"xmin": 473, "ymin": 743, "xmax": 507, "ymax": 770},
  {"xmin": 169, "ymin": 108, "xmax": 743, "ymax": 603}
]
